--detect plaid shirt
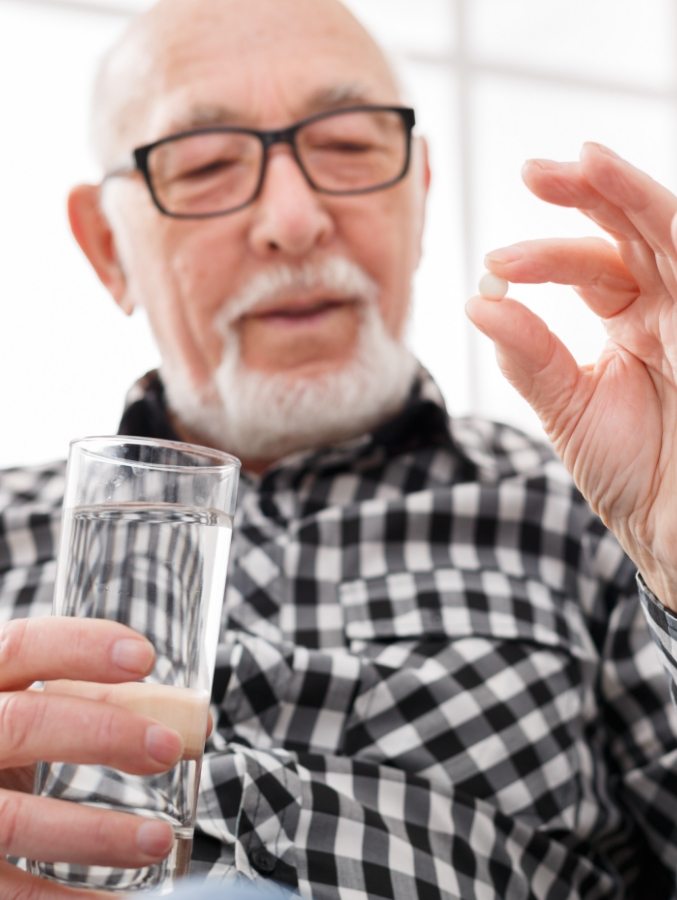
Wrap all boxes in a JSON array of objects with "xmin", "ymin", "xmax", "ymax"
[{"xmin": 2, "ymin": 367, "xmax": 677, "ymax": 899}]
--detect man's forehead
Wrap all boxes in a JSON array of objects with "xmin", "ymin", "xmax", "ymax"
[
  {"xmin": 158, "ymin": 84, "xmax": 391, "ymax": 136},
  {"xmin": 95, "ymin": 0, "xmax": 400, "ymax": 163}
]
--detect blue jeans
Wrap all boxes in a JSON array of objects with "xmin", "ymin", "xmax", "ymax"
[{"xmin": 151, "ymin": 876, "xmax": 294, "ymax": 897}]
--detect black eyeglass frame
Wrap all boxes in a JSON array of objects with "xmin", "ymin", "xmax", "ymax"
[{"xmin": 104, "ymin": 104, "xmax": 416, "ymax": 220}]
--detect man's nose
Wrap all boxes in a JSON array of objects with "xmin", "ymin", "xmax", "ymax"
[{"xmin": 248, "ymin": 147, "xmax": 334, "ymax": 257}]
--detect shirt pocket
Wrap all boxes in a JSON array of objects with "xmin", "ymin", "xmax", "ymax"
[{"xmin": 339, "ymin": 568, "xmax": 596, "ymax": 828}]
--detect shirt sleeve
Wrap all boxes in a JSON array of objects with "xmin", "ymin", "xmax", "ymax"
[
  {"xmin": 585, "ymin": 561, "xmax": 677, "ymax": 898},
  {"xmin": 637, "ymin": 571, "xmax": 677, "ymax": 701}
]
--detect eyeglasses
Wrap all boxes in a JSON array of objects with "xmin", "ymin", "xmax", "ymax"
[{"xmin": 104, "ymin": 105, "xmax": 416, "ymax": 219}]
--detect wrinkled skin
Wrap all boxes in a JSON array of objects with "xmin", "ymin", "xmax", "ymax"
[
  {"xmin": 467, "ymin": 142, "xmax": 677, "ymax": 608},
  {"xmin": 0, "ymin": 617, "xmax": 183, "ymax": 897}
]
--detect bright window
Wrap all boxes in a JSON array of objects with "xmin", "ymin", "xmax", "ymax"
[{"xmin": 2, "ymin": 0, "xmax": 675, "ymax": 465}]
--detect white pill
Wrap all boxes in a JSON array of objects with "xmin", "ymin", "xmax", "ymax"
[{"xmin": 478, "ymin": 271, "xmax": 509, "ymax": 300}]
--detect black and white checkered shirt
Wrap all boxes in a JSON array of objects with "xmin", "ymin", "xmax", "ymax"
[{"xmin": 3, "ymin": 367, "xmax": 677, "ymax": 899}]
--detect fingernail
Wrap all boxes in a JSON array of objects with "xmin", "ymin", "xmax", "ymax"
[
  {"xmin": 584, "ymin": 141, "xmax": 619, "ymax": 158},
  {"xmin": 485, "ymin": 246, "xmax": 523, "ymax": 265},
  {"xmin": 111, "ymin": 638, "xmax": 154, "ymax": 673},
  {"xmin": 145, "ymin": 724, "xmax": 184, "ymax": 766},
  {"xmin": 523, "ymin": 158, "xmax": 557, "ymax": 170},
  {"xmin": 137, "ymin": 820, "xmax": 174, "ymax": 857}
]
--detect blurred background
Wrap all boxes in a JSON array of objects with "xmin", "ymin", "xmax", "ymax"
[{"xmin": 1, "ymin": 0, "xmax": 676, "ymax": 467}]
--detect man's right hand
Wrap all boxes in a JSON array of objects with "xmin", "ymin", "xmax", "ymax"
[{"xmin": 0, "ymin": 616, "xmax": 184, "ymax": 897}]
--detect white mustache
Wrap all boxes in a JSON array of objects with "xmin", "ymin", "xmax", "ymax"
[{"xmin": 216, "ymin": 257, "xmax": 379, "ymax": 333}]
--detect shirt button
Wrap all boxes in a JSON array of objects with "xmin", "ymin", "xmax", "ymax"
[{"xmin": 249, "ymin": 846, "xmax": 277, "ymax": 876}]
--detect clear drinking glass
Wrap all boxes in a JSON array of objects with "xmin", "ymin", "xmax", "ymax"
[{"xmin": 31, "ymin": 436, "xmax": 240, "ymax": 894}]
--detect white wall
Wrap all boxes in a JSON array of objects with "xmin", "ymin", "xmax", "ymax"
[
  {"xmin": 0, "ymin": 0, "xmax": 155, "ymax": 467},
  {"xmin": 2, "ymin": 0, "xmax": 677, "ymax": 467}
]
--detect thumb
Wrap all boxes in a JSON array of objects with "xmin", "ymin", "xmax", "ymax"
[{"xmin": 465, "ymin": 294, "xmax": 581, "ymax": 440}]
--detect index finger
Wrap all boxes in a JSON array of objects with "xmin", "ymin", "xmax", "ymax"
[{"xmin": 0, "ymin": 618, "xmax": 155, "ymax": 691}]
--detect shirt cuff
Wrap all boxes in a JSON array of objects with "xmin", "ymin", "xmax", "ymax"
[{"xmin": 637, "ymin": 572, "xmax": 677, "ymax": 696}]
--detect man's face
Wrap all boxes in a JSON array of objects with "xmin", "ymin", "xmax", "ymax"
[{"xmin": 90, "ymin": 0, "xmax": 429, "ymax": 460}]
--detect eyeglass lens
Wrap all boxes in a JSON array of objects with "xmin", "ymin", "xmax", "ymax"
[{"xmin": 146, "ymin": 109, "xmax": 409, "ymax": 216}]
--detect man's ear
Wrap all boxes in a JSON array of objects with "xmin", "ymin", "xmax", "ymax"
[
  {"xmin": 67, "ymin": 184, "xmax": 134, "ymax": 315},
  {"xmin": 412, "ymin": 136, "xmax": 431, "ymax": 268}
]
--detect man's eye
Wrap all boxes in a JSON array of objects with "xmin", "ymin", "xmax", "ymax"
[
  {"xmin": 308, "ymin": 138, "xmax": 376, "ymax": 154},
  {"xmin": 322, "ymin": 141, "xmax": 373, "ymax": 153},
  {"xmin": 177, "ymin": 159, "xmax": 238, "ymax": 180}
]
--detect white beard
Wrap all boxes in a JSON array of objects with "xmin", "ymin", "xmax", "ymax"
[{"xmin": 162, "ymin": 257, "xmax": 417, "ymax": 465}]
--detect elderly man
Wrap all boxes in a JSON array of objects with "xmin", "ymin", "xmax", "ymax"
[{"xmin": 2, "ymin": 0, "xmax": 677, "ymax": 898}]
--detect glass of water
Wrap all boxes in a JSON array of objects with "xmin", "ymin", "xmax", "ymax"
[{"xmin": 31, "ymin": 436, "xmax": 240, "ymax": 893}]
